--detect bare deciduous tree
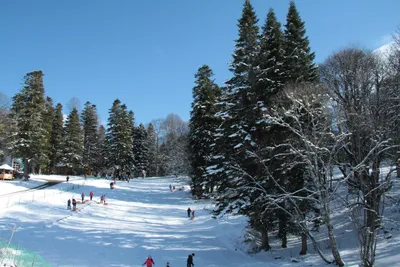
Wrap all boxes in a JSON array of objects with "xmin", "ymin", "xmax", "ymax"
[
  {"xmin": 66, "ymin": 97, "xmax": 81, "ymax": 114},
  {"xmin": 321, "ymin": 47, "xmax": 397, "ymax": 267}
]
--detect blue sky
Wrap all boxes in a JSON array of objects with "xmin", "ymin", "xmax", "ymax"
[{"xmin": 1, "ymin": 0, "xmax": 399, "ymax": 125}]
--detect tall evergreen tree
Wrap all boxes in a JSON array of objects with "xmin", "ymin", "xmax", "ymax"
[
  {"xmin": 0, "ymin": 93, "xmax": 11, "ymax": 161},
  {"xmin": 283, "ymin": 1, "xmax": 318, "ymax": 83},
  {"xmin": 277, "ymin": 1, "xmax": 318, "ymax": 250},
  {"xmin": 9, "ymin": 70, "xmax": 48, "ymax": 177},
  {"xmin": 235, "ymin": 8, "xmax": 287, "ymax": 251},
  {"xmin": 61, "ymin": 108, "xmax": 84, "ymax": 172},
  {"xmin": 214, "ymin": 0, "xmax": 260, "ymax": 206},
  {"xmin": 133, "ymin": 123, "xmax": 149, "ymax": 176},
  {"xmin": 254, "ymin": 8, "xmax": 285, "ymax": 102},
  {"xmin": 95, "ymin": 124, "xmax": 107, "ymax": 175},
  {"xmin": 49, "ymin": 103, "xmax": 64, "ymax": 170},
  {"xmin": 106, "ymin": 99, "xmax": 134, "ymax": 176},
  {"xmin": 189, "ymin": 65, "xmax": 221, "ymax": 196},
  {"xmin": 227, "ymin": 0, "xmax": 259, "ymax": 92},
  {"xmin": 81, "ymin": 101, "xmax": 99, "ymax": 173},
  {"xmin": 42, "ymin": 96, "xmax": 54, "ymax": 171},
  {"xmin": 146, "ymin": 123, "xmax": 157, "ymax": 177}
]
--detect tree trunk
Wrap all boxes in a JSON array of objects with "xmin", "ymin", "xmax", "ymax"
[
  {"xmin": 299, "ymin": 232, "xmax": 307, "ymax": 255},
  {"xmin": 397, "ymin": 159, "xmax": 400, "ymax": 178},
  {"xmin": 307, "ymin": 232, "xmax": 332, "ymax": 264},
  {"xmin": 278, "ymin": 213, "xmax": 287, "ymax": 248},
  {"xmin": 327, "ymin": 222, "xmax": 344, "ymax": 266},
  {"xmin": 261, "ymin": 228, "xmax": 271, "ymax": 251},
  {"xmin": 23, "ymin": 158, "xmax": 29, "ymax": 180}
]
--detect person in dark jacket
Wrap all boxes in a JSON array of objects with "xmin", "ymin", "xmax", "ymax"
[
  {"xmin": 187, "ymin": 207, "xmax": 191, "ymax": 218},
  {"xmin": 187, "ymin": 253, "xmax": 195, "ymax": 267},
  {"xmin": 72, "ymin": 198, "xmax": 77, "ymax": 209},
  {"xmin": 66, "ymin": 176, "xmax": 69, "ymax": 182},
  {"xmin": 67, "ymin": 199, "xmax": 71, "ymax": 209}
]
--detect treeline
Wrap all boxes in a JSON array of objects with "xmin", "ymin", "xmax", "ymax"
[
  {"xmin": 188, "ymin": 1, "xmax": 400, "ymax": 266},
  {"xmin": 0, "ymin": 72, "xmax": 189, "ymax": 178}
]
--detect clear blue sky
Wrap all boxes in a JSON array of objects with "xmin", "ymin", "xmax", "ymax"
[{"xmin": 1, "ymin": 0, "xmax": 399, "ymax": 125}]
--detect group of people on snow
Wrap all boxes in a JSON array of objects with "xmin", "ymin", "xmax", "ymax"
[
  {"xmin": 67, "ymin": 198, "xmax": 77, "ymax": 210},
  {"xmin": 187, "ymin": 207, "xmax": 195, "ymax": 219},
  {"xmin": 67, "ymin": 191, "xmax": 107, "ymax": 210},
  {"xmin": 142, "ymin": 253, "xmax": 195, "ymax": 267}
]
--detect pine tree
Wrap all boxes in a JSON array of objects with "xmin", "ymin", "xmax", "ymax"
[
  {"xmin": 106, "ymin": 99, "xmax": 134, "ymax": 177},
  {"xmin": 275, "ymin": 1, "xmax": 318, "ymax": 250},
  {"xmin": 81, "ymin": 101, "xmax": 99, "ymax": 173},
  {"xmin": 42, "ymin": 96, "xmax": 54, "ymax": 171},
  {"xmin": 237, "ymin": 8, "xmax": 287, "ymax": 251},
  {"xmin": 189, "ymin": 65, "xmax": 221, "ymax": 197},
  {"xmin": 132, "ymin": 123, "xmax": 149, "ymax": 176},
  {"xmin": 95, "ymin": 124, "xmax": 107, "ymax": 176},
  {"xmin": 9, "ymin": 71, "xmax": 48, "ymax": 177},
  {"xmin": 227, "ymin": 0, "xmax": 259, "ymax": 92},
  {"xmin": 0, "ymin": 93, "xmax": 10, "ymax": 161},
  {"xmin": 255, "ymin": 8, "xmax": 285, "ymax": 102},
  {"xmin": 61, "ymin": 108, "xmax": 84, "ymax": 172},
  {"xmin": 146, "ymin": 123, "xmax": 157, "ymax": 177},
  {"xmin": 49, "ymin": 103, "xmax": 64, "ymax": 170},
  {"xmin": 214, "ymin": 0, "xmax": 260, "ymax": 207},
  {"xmin": 283, "ymin": 1, "xmax": 318, "ymax": 83}
]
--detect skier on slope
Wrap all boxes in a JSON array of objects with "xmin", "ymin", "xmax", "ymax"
[
  {"xmin": 81, "ymin": 192, "xmax": 85, "ymax": 202},
  {"xmin": 187, "ymin": 207, "xmax": 191, "ymax": 218},
  {"xmin": 187, "ymin": 253, "xmax": 195, "ymax": 267},
  {"xmin": 143, "ymin": 255, "xmax": 155, "ymax": 267},
  {"xmin": 166, "ymin": 262, "xmax": 170, "ymax": 267},
  {"xmin": 90, "ymin": 191, "xmax": 94, "ymax": 201}
]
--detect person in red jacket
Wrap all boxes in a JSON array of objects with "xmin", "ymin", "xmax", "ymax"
[
  {"xmin": 89, "ymin": 191, "xmax": 94, "ymax": 201},
  {"xmin": 143, "ymin": 255, "xmax": 155, "ymax": 267}
]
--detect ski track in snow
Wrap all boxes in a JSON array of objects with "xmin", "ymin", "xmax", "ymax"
[
  {"xmin": 2, "ymin": 175, "xmax": 400, "ymax": 267},
  {"xmin": 0, "ymin": 177, "xmax": 280, "ymax": 267}
]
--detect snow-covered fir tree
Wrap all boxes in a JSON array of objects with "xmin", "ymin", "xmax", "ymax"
[
  {"xmin": 132, "ymin": 123, "xmax": 149, "ymax": 177},
  {"xmin": 283, "ymin": 1, "xmax": 318, "ymax": 83},
  {"xmin": 42, "ymin": 96, "xmax": 54, "ymax": 171},
  {"xmin": 188, "ymin": 65, "xmax": 221, "ymax": 197},
  {"xmin": 9, "ymin": 71, "xmax": 49, "ymax": 177},
  {"xmin": 61, "ymin": 108, "xmax": 84, "ymax": 171},
  {"xmin": 236, "ymin": 8, "xmax": 287, "ymax": 251},
  {"xmin": 95, "ymin": 124, "xmax": 107, "ymax": 175},
  {"xmin": 49, "ymin": 103, "xmax": 64, "ymax": 170},
  {"xmin": 212, "ymin": 0, "xmax": 260, "ymax": 212},
  {"xmin": 0, "ymin": 93, "xmax": 10, "ymax": 161},
  {"xmin": 146, "ymin": 123, "xmax": 157, "ymax": 177},
  {"xmin": 81, "ymin": 101, "xmax": 100, "ymax": 173},
  {"xmin": 106, "ymin": 99, "xmax": 134, "ymax": 176}
]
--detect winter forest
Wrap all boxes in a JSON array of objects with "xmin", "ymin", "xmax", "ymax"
[
  {"xmin": 0, "ymin": 77, "xmax": 190, "ymax": 178},
  {"xmin": 1, "ymin": 0, "xmax": 400, "ymax": 266}
]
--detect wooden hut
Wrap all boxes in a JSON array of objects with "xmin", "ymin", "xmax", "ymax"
[{"xmin": 0, "ymin": 164, "xmax": 14, "ymax": 180}]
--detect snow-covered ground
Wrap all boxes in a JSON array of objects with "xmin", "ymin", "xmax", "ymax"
[{"xmin": 0, "ymin": 176, "xmax": 399, "ymax": 267}]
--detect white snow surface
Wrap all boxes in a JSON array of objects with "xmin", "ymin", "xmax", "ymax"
[{"xmin": 0, "ymin": 175, "xmax": 400, "ymax": 267}]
